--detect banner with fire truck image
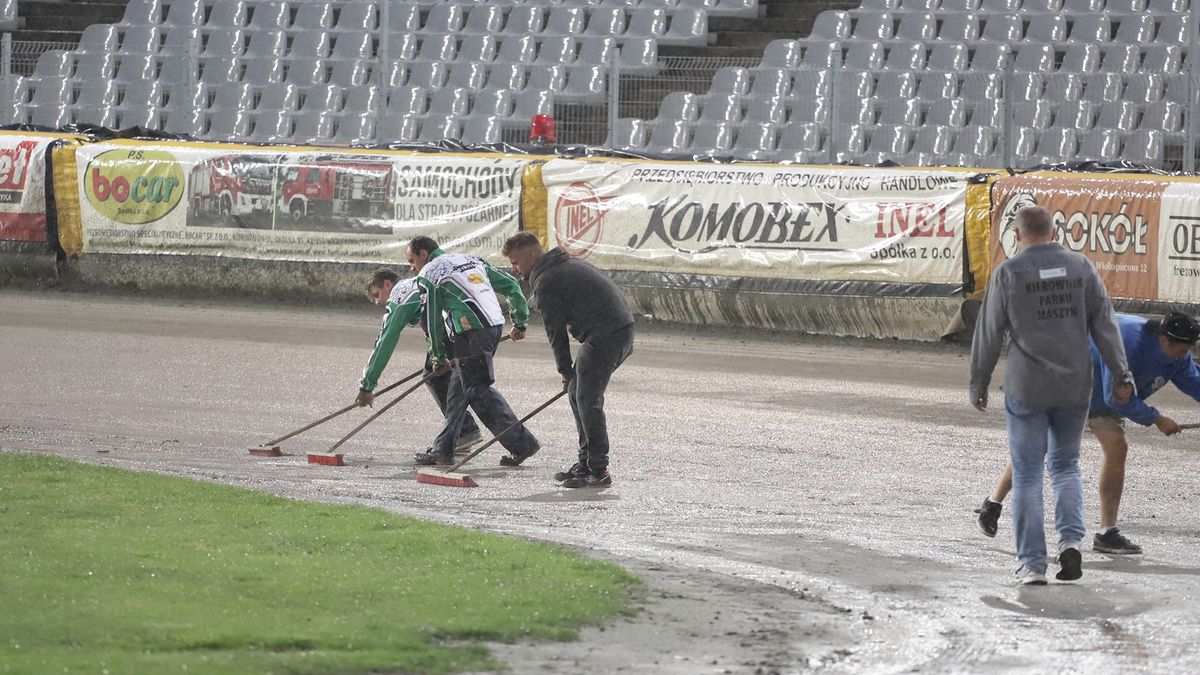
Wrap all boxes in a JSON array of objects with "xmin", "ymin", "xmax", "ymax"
[
  {"xmin": 540, "ymin": 159, "xmax": 972, "ymax": 287},
  {"xmin": 75, "ymin": 140, "xmax": 527, "ymax": 264}
]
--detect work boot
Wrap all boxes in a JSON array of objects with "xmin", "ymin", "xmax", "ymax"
[
  {"xmin": 562, "ymin": 469, "xmax": 612, "ymax": 488},
  {"xmin": 554, "ymin": 462, "xmax": 587, "ymax": 482},
  {"xmin": 975, "ymin": 498, "xmax": 1003, "ymax": 538},
  {"xmin": 1093, "ymin": 528, "xmax": 1142, "ymax": 554},
  {"xmin": 1056, "ymin": 547, "xmax": 1083, "ymax": 581},
  {"xmin": 413, "ymin": 450, "xmax": 453, "ymax": 466},
  {"xmin": 499, "ymin": 445, "xmax": 540, "ymax": 467}
]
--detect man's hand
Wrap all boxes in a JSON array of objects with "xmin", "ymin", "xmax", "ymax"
[
  {"xmin": 431, "ymin": 359, "xmax": 452, "ymax": 376},
  {"xmin": 561, "ymin": 371, "xmax": 573, "ymax": 391},
  {"xmin": 510, "ymin": 326, "xmax": 526, "ymax": 341},
  {"xmin": 1113, "ymin": 382, "xmax": 1134, "ymax": 406},
  {"xmin": 355, "ymin": 389, "xmax": 374, "ymax": 408},
  {"xmin": 1156, "ymin": 414, "xmax": 1182, "ymax": 436},
  {"xmin": 973, "ymin": 390, "xmax": 988, "ymax": 412}
]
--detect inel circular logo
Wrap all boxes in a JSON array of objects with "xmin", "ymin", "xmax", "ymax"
[
  {"xmin": 553, "ymin": 181, "xmax": 610, "ymax": 258},
  {"xmin": 85, "ymin": 149, "xmax": 185, "ymax": 224},
  {"xmin": 998, "ymin": 191, "xmax": 1038, "ymax": 260}
]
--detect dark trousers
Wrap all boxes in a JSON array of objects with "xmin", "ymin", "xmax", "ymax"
[
  {"xmin": 425, "ymin": 352, "xmax": 481, "ymax": 440},
  {"xmin": 433, "ymin": 326, "xmax": 540, "ymax": 457},
  {"xmin": 570, "ymin": 324, "xmax": 634, "ymax": 473}
]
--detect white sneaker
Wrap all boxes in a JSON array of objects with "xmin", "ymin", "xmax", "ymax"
[{"xmin": 1015, "ymin": 566, "xmax": 1048, "ymax": 586}]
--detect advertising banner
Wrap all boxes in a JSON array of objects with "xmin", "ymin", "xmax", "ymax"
[
  {"xmin": 0, "ymin": 133, "xmax": 56, "ymax": 243},
  {"xmin": 76, "ymin": 141, "xmax": 528, "ymax": 264},
  {"xmin": 1157, "ymin": 181, "xmax": 1200, "ymax": 304},
  {"xmin": 990, "ymin": 174, "xmax": 1164, "ymax": 302},
  {"xmin": 540, "ymin": 160, "xmax": 970, "ymax": 287}
]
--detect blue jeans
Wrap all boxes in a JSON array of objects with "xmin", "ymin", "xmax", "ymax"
[{"xmin": 1004, "ymin": 395, "xmax": 1088, "ymax": 574}]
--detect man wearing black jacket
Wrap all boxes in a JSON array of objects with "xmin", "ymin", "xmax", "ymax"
[{"xmin": 502, "ymin": 232, "xmax": 635, "ymax": 488}]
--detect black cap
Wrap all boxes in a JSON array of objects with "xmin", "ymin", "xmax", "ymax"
[{"xmin": 1159, "ymin": 312, "xmax": 1200, "ymax": 344}]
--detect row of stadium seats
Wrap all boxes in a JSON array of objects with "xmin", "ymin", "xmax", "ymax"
[
  {"xmin": 811, "ymin": 9, "xmax": 1194, "ymax": 45},
  {"xmin": 860, "ymin": 0, "xmax": 1185, "ymax": 11},
  {"xmin": 611, "ymin": 119, "xmax": 1167, "ymax": 166},
  {"xmin": 120, "ymin": 0, "xmax": 727, "ymax": 33}
]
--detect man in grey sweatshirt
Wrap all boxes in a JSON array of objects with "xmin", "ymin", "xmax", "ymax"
[
  {"xmin": 503, "ymin": 232, "xmax": 635, "ymax": 488},
  {"xmin": 969, "ymin": 205, "xmax": 1133, "ymax": 585}
]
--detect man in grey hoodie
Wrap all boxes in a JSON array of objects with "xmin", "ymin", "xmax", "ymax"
[
  {"xmin": 502, "ymin": 232, "xmax": 635, "ymax": 488},
  {"xmin": 970, "ymin": 205, "xmax": 1133, "ymax": 585}
]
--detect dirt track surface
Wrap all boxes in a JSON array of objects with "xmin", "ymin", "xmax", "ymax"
[{"xmin": 4, "ymin": 289, "xmax": 1200, "ymax": 674}]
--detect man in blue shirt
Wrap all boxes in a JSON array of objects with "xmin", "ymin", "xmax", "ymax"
[{"xmin": 977, "ymin": 311, "xmax": 1200, "ymax": 555}]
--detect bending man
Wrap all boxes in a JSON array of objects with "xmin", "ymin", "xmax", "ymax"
[
  {"xmin": 408, "ymin": 236, "xmax": 541, "ymax": 466},
  {"xmin": 976, "ymin": 311, "xmax": 1200, "ymax": 555},
  {"xmin": 503, "ymin": 232, "xmax": 634, "ymax": 488},
  {"xmin": 356, "ymin": 268, "xmax": 483, "ymax": 452}
]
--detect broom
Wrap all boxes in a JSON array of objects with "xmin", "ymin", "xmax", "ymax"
[
  {"xmin": 249, "ymin": 366, "xmax": 425, "ymax": 456},
  {"xmin": 416, "ymin": 388, "xmax": 568, "ymax": 488},
  {"xmin": 307, "ymin": 335, "xmax": 513, "ymax": 465},
  {"xmin": 307, "ymin": 373, "xmax": 433, "ymax": 465}
]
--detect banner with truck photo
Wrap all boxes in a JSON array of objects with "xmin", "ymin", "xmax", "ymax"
[
  {"xmin": 989, "ymin": 172, "xmax": 1200, "ymax": 305},
  {"xmin": 0, "ymin": 131, "xmax": 78, "ymax": 245},
  {"xmin": 69, "ymin": 140, "xmax": 530, "ymax": 264},
  {"xmin": 539, "ymin": 159, "xmax": 974, "ymax": 293}
]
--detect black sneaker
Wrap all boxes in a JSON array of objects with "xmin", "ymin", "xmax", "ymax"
[
  {"xmin": 562, "ymin": 469, "xmax": 612, "ymax": 489},
  {"xmin": 554, "ymin": 462, "xmax": 586, "ymax": 482},
  {"xmin": 455, "ymin": 431, "xmax": 483, "ymax": 453},
  {"xmin": 1056, "ymin": 547, "xmax": 1083, "ymax": 581},
  {"xmin": 414, "ymin": 450, "xmax": 453, "ymax": 466},
  {"xmin": 975, "ymin": 498, "xmax": 1003, "ymax": 538},
  {"xmin": 499, "ymin": 445, "xmax": 540, "ymax": 467},
  {"xmin": 1093, "ymin": 528, "xmax": 1143, "ymax": 554}
]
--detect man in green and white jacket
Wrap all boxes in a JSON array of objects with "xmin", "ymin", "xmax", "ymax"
[
  {"xmin": 406, "ymin": 236, "xmax": 541, "ymax": 466},
  {"xmin": 355, "ymin": 268, "xmax": 482, "ymax": 451}
]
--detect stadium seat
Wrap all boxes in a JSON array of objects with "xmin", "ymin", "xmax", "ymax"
[
  {"xmin": 661, "ymin": 9, "xmax": 707, "ymax": 45},
  {"xmin": 1123, "ymin": 129, "xmax": 1164, "ymax": 165},
  {"xmin": 293, "ymin": 2, "xmax": 333, "ymax": 31},
  {"xmin": 1095, "ymin": 100, "xmax": 1139, "ymax": 131},
  {"xmin": 690, "ymin": 122, "xmax": 735, "ymax": 156},
  {"xmin": 292, "ymin": 110, "xmax": 337, "ymax": 144},
  {"xmin": 378, "ymin": 114, "xmax": 420, "ymax": 143},
  {"xmin": 607, "ymin": 117, "xmax": 647, "ymax": 150},
  {"xmin": 496, "ymin": 36, "xmax": 539, "ymax": 64},
  {"xmin": 248, "ymin": 1, "xmax": 290, "ymax": 30},
  {"xmin": 248, "ymin": 112, "xmax": 292, "ymax": 143},
  {"xmin": 386, "ymin": 86, "xmax": 429, "ymax": 116},
  {"xmin": 1012, "ymin": 100, "xmax": 1052, "ymax": 130},
  {"xmin": 896, "ymin": 12, "xmax": 937, "ymax": 41},
  {"xmin": 503, "ymin": 6, "xmax": 545, "ymax": 35},
  {"xmin": 333, "ymin": 113, "xmax": 376, "ymax": 145},
  {"xmin": 206, "ymin": 0, "xmax": 248, "ymax": 29},
  {"xmin": 927, "ymin": 43, "xmax": 969, "ymax": 71},
  {"xmin": 938, "ymin": 14, "xmax": 980, "ymax": 42},
  {"xmin": 461, "ymin": 116, "xmax": 503, "ymax": 145},
  {"xmin": 1052, "ymin": 100, "xmax": 1097, "ymax": 131},
  {"xmin": 730, "ymin": 123, "xmax": 776, "ymax": 160},
  {"xmin": 463, "ymin": 6, "xmax": 506, "ymax": 34},
  {"xmin": 761, "ymin": 40, "xmax": 800, "ymax": 68},
  {"xmin": 163, "ymin": 0, "xmax": 205, "ymax": 27},
  {"xmin": 645, "ymin": 119, "xmax": 691, "ymax": 154},
  {"xmin": 419, "ymin": 115, "xmax": 462, "ymax": 143},
  {"xmin": 122, "ymin": 0, "xmax": 163, "ymax": 26},
  {"xmin": 1078, "ymin": 129, "xmax": 1122, "ymax": 160},
  {"xmin": 925, "ymin": 98, "xmax": 968, "ymax": 127},
  {"xmin": 388, "ymin": 4, "xmax": 420, "ymax": 33},
  {"xmin": 877, "ymin": 98, "xmax": 922, "ymax": 126},
  {"xmin": 810, "ymin": 10, "xmax": 851, "ymax": 39}
]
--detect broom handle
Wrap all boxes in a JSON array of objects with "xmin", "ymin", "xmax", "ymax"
[
  {"xmin": 323, "ymin": 334, "xmax": 515, "ymax": 454},
  {"xmin": 447, "ymin": 387, "xmax": 569, "ymax": 474},
  {"xmin": 263, "ymin": 367, "xmax": 425, "ymax": 446},
  {"xmin": 1179, "ymin": 423, "xmax": 1200, "ymax": 430},
  {"xmin": 325, "ymin": 374, "xmax": 433, "ymax": 453}
]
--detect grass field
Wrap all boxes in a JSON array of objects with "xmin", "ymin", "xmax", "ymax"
[{"xmin": 0, "ymin": 452, "xmax": 638, "ymax": 674}]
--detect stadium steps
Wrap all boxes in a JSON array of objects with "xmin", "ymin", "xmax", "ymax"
[
  {"xmin": 660, "ymin": 0, "xmax": 862, "ymax": 57},
  {"xmin": 14, "ymin": 0, "xmax": 126, "ymax": 45}
]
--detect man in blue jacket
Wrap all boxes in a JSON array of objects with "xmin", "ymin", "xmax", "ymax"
[{"xmin": 977, "ymin": 311, "xmax": 1200, "ymax": 555}]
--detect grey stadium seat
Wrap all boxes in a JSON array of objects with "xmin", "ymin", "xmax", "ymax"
[
  {"xmin": 690, "ymin": 122, "xmax": 735, "ymax": 156},
  {"xmin": 645, "ymin": 119, "xmax": 692, "ymax": 154},
  {"xmin": 661, "ymin": 9, "xmax": 708, "ymax": 46},
  {"xmin": 731, "ymin": 123, "xmax": 777, "ymax": 161}
]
